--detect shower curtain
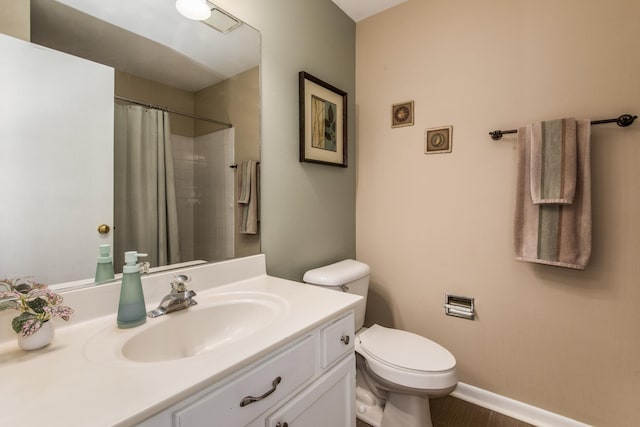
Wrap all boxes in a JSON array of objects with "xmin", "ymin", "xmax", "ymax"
[{"xmin": 113, "ymin": 104, "xmax": 180, "ymax": 272}]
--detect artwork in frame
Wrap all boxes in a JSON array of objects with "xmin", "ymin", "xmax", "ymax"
[
  {"xmin": 425, "ymin": 126, "xmax": 453, "ymax": 154},
  {"xmin": 391, "ymin": 101, "xmax": 414, "ymax": 128},
  {"xmin": 299, "ymin": 71, "xmax": 348, "ymax": 167}
]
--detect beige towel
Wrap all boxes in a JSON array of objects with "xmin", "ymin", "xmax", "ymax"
[
  {"xmin": 238, "ymin": 160, "xmax": 258, "ymax": 234},
  {"xmin": 514, "ymin": 120, "xmax": 591, "ymax": 269},
  {"xmin": 529, "ymin": 118, "xmax": 577, "ymax": 204}
]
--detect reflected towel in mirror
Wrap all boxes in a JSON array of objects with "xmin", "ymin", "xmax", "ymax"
[{"xmin": 238, "ymin": 160, "xmax": 259, "ymax": 234}]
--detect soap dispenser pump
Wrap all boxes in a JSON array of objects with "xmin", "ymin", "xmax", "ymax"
[
  {"xmin": 94, "ymin": 244, "xmax": 115, "ymax": 283},
  {"xmin": 117, "ymin": 251, "xmax": 148, "ymax": 329}
]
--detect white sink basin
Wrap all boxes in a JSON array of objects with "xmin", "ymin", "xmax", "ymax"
[
  {"xmin": 125, "ymin": 299, "xmax": 283, "ymax": 362},
  {"xmin": 84, "ymin": 291, "xmax": 288, "ymax": 364}
]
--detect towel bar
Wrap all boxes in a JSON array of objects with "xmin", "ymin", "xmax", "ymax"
[
  {"xmin": 489, "ymin": 114, "xmax": 637, "ymax": 140},
  {"xmin": 230, "ymin": 162, "xmax": 260, "ymax": 168}
]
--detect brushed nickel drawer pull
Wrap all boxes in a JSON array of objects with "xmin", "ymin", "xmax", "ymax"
[
  {"xmin": 239, "ymin": 376, "xmax": 282, "ymax": 407},
  {"xmin": 275, "ymin": 422, "xmax": 288, "ymax": 427},
  {"xmin": 341, "ymin": 335, "xmax": 350, "ymax": 345}
]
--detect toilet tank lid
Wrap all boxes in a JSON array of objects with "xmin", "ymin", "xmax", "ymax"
[{"xmin": 303, "ymin": 259, "xmax": 370, "ymax": 286}]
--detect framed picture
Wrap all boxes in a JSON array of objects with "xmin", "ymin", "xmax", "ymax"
[
  {"xmin": 425, "ymin": 126, "xmax": 453, "ymax": 154},
  {"xmin": 299, "ymin": 71, "xmax": 348, "ymax": 167},
  {"xmin": 391, "ymin": 101, "xmax": 414, "ymax": 128}
]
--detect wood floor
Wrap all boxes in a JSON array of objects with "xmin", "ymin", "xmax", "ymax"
[{"xmin": 356, "ymin": 396, "xmax": 535, "ymax": 427}]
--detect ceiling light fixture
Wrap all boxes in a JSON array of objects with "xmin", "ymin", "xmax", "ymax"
[{"xmin": 176, "ymin": 0, "xmax": 212, "ymax": 21}]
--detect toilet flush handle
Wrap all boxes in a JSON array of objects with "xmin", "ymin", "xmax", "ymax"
[{"xmin": 341, "ymin": 335, "xmax": 350, "ymax": 345}]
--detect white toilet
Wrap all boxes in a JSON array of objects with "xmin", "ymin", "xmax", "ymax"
[{"xmin": 303, "ymin": 259, "xmax": 457, "ymax": 427}]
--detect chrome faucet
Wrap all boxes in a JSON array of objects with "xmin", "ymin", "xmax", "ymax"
[{"xmin": 147, "ymin": 274, "xmax": 197, "ymax": 318}]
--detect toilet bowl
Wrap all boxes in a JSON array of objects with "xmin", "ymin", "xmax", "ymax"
[{"xmin": 303, "ymin": 260, "xmax": 457, "ymax": 427}]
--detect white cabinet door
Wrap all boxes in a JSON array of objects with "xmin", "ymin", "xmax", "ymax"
[
  {"xmin": 0, "ymin": 34, "xmax": 114, "ymax": 284},
  {"xmin": 266, "ymin": 354, "xmax": 356, "ymax": 427}
]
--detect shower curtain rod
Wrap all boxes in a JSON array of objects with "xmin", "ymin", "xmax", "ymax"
[
  {"xmin": 488, "ymin": 113, "xmax": 637, "ymax": 140},
  {"xmin": 115, "ymin": 95, "xmax": 233, "ymax": 128}
]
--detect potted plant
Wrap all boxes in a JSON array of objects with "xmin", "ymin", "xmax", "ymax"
[{"xmin": 0, "ymin": 277, "xmax": 74, "ymax": 350}]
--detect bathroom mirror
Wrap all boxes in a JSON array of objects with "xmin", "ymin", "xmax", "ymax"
[{"xmin": 0, "ymin": 0, "xmax": 260, "ymax": 291}]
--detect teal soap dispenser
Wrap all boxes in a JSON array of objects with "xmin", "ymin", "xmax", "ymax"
[
  {"xmin": 117, "ymin": 251, "xmax": 148, "ymax": 329},
  {"xmin": 95, "ymin": 244, "xmax": 115, "ymax": 283}
]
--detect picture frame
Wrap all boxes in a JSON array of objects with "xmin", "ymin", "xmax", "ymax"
[
  {"xmin": 391, "ymin": 101, "xmax": 414, "ymax": 128},
  {"xmin": 425, "ymin": 126, "xmax": 453, "ymax": 154},
  {"xmin": 299, "ymin": 71, "xmax": 348, "ymax": 167}
]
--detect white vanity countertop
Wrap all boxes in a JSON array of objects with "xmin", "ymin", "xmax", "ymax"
[{"xmin": 0, "ymin": 256, "xmax": 361, "ymax": 426}]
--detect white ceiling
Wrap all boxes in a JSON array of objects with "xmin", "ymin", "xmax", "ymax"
[
  {"xmin": 29, "ymin": 0, "xmax": 403, "ymax": 93},
  {"xmin": 30, "ymin": 0, "xmax": 260, "ymax": 92},
  {"xmin": 332, "ymin": 0, "xmax": 407, "ymax": 22}
]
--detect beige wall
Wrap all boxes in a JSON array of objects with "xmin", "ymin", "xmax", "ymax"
[
  {"xmin": 356, "ymin": 0, "xmax": 640, "ymax": 426},
  {"xmin": 195, "ymin": 67, "xmax": 261, "ymax": 258},
  {"xmin": 115, "ymin": 71, "xmax": 195, "ymax": 137},
  {"xmin": 0, "ymin": 0, "xmax": 29, "ymax": 41}
]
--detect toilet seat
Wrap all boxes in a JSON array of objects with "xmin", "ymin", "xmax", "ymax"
[{"xmin": 356, "ymin": 324, "xmax": 457, "ymax": 390}]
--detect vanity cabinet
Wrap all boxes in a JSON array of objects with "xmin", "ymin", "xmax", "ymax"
[{"xmin": 139, "ymin": 311, "xmax": 356, "ymax": 427}]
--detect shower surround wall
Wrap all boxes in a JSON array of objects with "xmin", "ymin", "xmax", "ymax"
[
  {"xmin": 355, "ymin": 0, "xmax": 640, "ymax": 426},
  {"xmin": 193, "ymin": 130, "xmax": 235, "ymax": 261},
  {"xmin": 172, "ymin": 134, "xmax": 196, "ymax": 262},
  {"xmin": 195, "ymin": 67, "xmax": 260, "ymax": 259},
  {"xmin": 172, "ymin": 130, "xmax": 235, "ymax": 262}
]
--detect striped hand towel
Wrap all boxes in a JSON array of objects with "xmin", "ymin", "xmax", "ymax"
[
  {"xmin": 529, "ymin": 118, "xmax": 577, "ymax": 205},
  {"xmin": 514, "ymin": 120, "xmax": 591, "ymax": 270}
]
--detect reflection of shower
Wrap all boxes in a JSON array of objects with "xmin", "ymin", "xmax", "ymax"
[
  {"xmin": 113, "ymin": 97, "xmax": 235, "ymax": 272},
  {"xmin": 172, "ymin": 128, "xmax": 235, "ymax": 262}
]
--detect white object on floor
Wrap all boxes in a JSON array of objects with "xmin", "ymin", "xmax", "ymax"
[{"xmin": 355, "ymin": 384, "xmax": 384, "ymax": 427}]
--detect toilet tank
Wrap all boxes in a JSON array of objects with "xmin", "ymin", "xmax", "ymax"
[{"xmin": 303, "ymin": 260, "xmax": 370, "ymax": 330}]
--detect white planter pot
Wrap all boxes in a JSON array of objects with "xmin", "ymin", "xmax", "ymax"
[{"xmin": 17, "ymin": 321, "xmax": 55, "ymax": 351}]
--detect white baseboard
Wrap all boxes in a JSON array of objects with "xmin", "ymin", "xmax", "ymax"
[{"xmin": 451, "ymin": 382, "xmax": 592, "ymax": 427}]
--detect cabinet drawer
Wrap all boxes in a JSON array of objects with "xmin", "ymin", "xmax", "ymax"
[
  {"xmin": 321, "ymin": 312, "xmax": 354, "ymax": 368},
  {"xmin": 266, "ymin": 354, "xmax": 356, "ymax": 427},
  {"xmin": 174, "ymin": 336, "xmax": 315, "ymax": 427}
]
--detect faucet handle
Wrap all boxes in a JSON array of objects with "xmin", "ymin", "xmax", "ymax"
[
  {"xmin": 170, "ymin": 274, "xmax": 191, "ymax": 293},
  {"xmin": 138, "ymin": 261, "xmax": 150, "ymax": 275}
]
